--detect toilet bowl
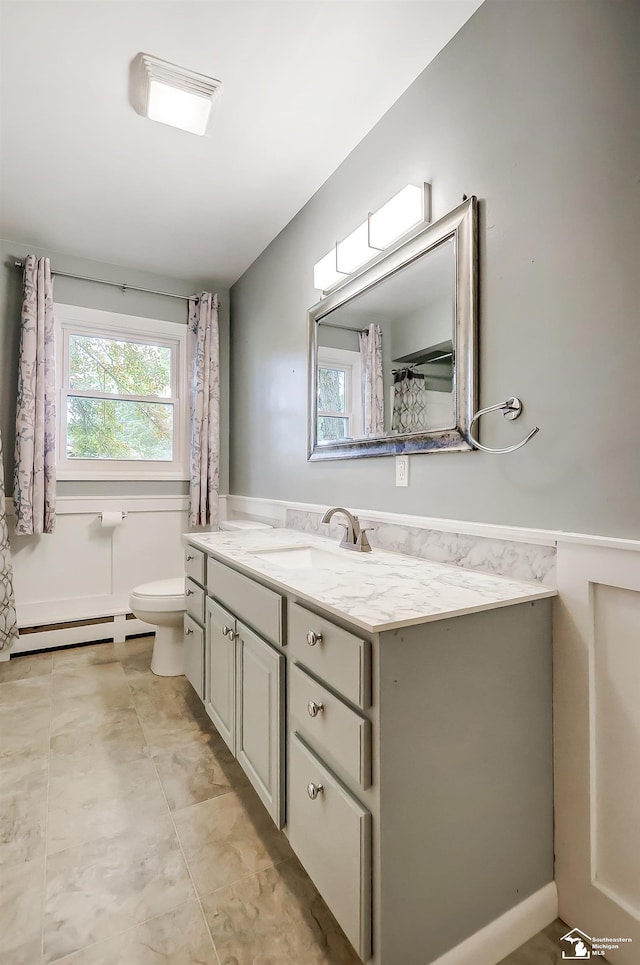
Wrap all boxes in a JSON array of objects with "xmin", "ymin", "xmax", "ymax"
[
  {"xmin": 129, "ymin": 577, "xmax": 187, "ymax": 676},
  {"xmin": 129, "ymin": 519, "xmax": 273, "ymax": 677}
]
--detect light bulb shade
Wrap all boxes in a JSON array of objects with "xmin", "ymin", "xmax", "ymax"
[
  {"xmin": 313, "ymin": 249, "xmax": 347, "ymax": 292},
  {"xmin": 133, "ymin": 53, "xmax": 222, "ymax": 136},
  {"xmin": 368, "ymin": 184, "xmax": 425, "ymax": 249},
  {"xmin": 148, "ymin": 80, "xmax": 212, "ymax": 135},
  {"xmin": 336, "ymin": 221, "xmax": 377, "ymax": 274}
]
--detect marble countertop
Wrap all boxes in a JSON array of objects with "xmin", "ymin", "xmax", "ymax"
[{"xmin": 185, "ymin": 528, "xmax": 556, "ymax": 633}]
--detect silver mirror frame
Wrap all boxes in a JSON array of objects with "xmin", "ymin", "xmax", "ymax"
[{"xmin": 307, "ymin": 196, "xmax": 478, "ymax": 461}]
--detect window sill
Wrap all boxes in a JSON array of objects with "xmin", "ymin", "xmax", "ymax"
[{"xmin": 57, "ymin": 470, "xmax": 190, "ymax": 481}]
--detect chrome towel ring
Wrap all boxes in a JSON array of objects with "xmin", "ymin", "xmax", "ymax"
[{"xmin": 468, "ymin": 397, "xmax": 540, "ymax": 454}]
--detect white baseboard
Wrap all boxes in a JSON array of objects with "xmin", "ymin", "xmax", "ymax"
[{"xmin": 429, "ymin": 882, "xmax": 558, "ymax": 965}]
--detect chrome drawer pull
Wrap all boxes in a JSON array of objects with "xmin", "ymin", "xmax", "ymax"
[
  {"xmin": 186, "ymin": 588, "xmax": 194, "ymax": 596},
  {"xmin": 306, "ymin": 630, "xmax": 323, "ymax": 647},
  {"xmin": 307, "ymin": 700, "xmax": 324, "ymax": 718},
  {"xmin": 186, "ymin": 554, "xmax": 194, "ymax": 561},
  {"xmin": 307, "ymin": 782, "xmax": 324, "ymax": 800},
  {"xmin": 185, "ymin": 627, "xmax": 193, "ymax": 635}
]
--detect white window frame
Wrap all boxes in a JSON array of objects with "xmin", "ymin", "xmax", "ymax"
[
  {"xmin": 317, "ymin": 346, "xmax": 362, "ymax": 441},
  {"xmin": 54, "ymin": 303, "xmax": 189, "ymax": 480}
]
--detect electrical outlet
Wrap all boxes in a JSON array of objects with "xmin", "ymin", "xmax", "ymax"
[{"xmin": 395, "ymin": 455, "xmax": 409, "ymax": 487}]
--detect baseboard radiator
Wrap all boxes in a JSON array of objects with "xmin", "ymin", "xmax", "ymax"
[{"xmin": 12, "ymin": 612, "xmax": 154, "ymax": 655}]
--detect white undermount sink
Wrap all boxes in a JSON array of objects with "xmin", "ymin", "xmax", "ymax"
[{"xmin": 249, "ymin": 545, "xmax": 342, "ymax": 570}]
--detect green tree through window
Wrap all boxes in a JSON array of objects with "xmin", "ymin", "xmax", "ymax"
[{"xmin": 66, "ymin": 336, "xmax": 174, "ymax": 460}]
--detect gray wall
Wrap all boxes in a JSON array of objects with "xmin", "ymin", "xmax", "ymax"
[
  {"xmin": 0, "ymin": 240, "xmax": 229, "ymax": 497},
  {"xmin": 390, "ymin": 298, "xmax": 452, "ymax": 362},
  {"xmin": 230, "ymin": 0, "xmax": 640, "ymax": 538}
]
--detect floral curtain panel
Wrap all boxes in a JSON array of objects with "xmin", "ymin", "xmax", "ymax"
[
  {"xmin": 188, "ymin": 292, "xmax": 220, "ymax": 528},
  {"xmin": 0, "ymin": 427, "xmax": 18, "ymax": 652},
  {"xmin": 391, "ymin": 369, "xmax": 428, "ymax": 434},
  {"xmin": 358, "ymin": 323, "xmax": 385, "ymax": 437},
  {"xmin": 14, "ymin": 255, "xmax": 56, "ymax": 535}
]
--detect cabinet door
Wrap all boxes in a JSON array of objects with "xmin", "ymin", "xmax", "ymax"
[
  {"xmin": 288, "ymin": 734, "xmax": 371, "ymax": 962},
  {"xmin": 205, "ymin": 597, "xmax": 237, "ymax": 754},
  {"xmin": 184, "ymin": 614, "xmax": 204, "ymax": 700},
  {"xmin": 236, "ymin": 621, "xmax": 285, "ymax": 828}
]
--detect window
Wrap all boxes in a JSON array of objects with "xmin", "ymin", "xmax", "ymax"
[
  {"xmin": 55, "ymin": 305, "xmax": 188, "ymax": 479},
  {"xmin": 317, "ymin": 347, "xmax": 362, "ymax": 443}
]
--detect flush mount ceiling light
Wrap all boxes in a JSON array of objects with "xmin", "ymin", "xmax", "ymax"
[
  {"xmin": 313, "ymin": 183, "xmax": 431, "ymax": 294},
  {"xmin": 132, "ymin": 54, "xmax": 222, "ymax": 136}
]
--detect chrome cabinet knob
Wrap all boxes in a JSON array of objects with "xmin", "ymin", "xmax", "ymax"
[
  {"xmin": 186, "ymin": 588, "xmax": 194, "ymax": 596},
  {"xmin": 222, "ymin": 625, "xmax": 232, "ymax": 637},
  {"xmin": 307, "ymin": 700, "xmax": 324, "ymax": 718},
  {"xmin": 306, "ymin": 630, "xmax": 323, "ymax": 647},
  {"xmin": 307, "ymin": 782, "xmax": 324, "ymax": 800},
  {"xmin": 186, "ymin": 554, "xmax": 194, "ymax": 561},
  {"xmin": 185, "ymin": 627, "xmax": 193, "ymax": 636}
]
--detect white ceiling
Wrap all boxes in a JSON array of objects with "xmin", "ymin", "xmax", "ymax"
[{"xmin": 0, "ymin": 1, "xmax": 482, "ymax": 286}]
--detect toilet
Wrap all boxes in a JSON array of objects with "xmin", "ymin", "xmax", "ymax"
[{"xmin": 129, "ymin": 519, "xmax": 273, "ymax": 677}]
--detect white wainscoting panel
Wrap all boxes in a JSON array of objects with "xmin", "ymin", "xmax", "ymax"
[
  {"xmin": 10, "ymin": 513, "xmax": 112, "ymax": 611},
  {"xmin": 593, "ymin": 583, "xmax": 640, "ymax": 918},
  {"xmin": 7, "ymin": 495, "xmax": 189, "ymax": 652},
  {"xmin": 555, "ymin": 542, "xmax": 640, "ymax": 963}
]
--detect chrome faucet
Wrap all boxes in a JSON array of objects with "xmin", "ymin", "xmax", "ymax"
[{"xmin": 320, "ymin": 507, "xmax": 373, "ymax": 553}]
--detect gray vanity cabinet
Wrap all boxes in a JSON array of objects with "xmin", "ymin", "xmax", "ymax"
[{"xmin": 187, "ymin": 540, "xmax": 554, "ymax": 965}]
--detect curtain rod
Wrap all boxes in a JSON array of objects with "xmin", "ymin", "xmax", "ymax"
[
  {"xmin": 13, "ymin": 260, "xmax": 191, "ymax": 302},
  {"xmin": 317, "ymin": 320, "xmax": 367, "ymax": 334}
]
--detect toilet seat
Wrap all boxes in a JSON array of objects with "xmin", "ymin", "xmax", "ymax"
[{"xmin": 130, "ymin": 577, "xmax": 185, "ymax": 612}]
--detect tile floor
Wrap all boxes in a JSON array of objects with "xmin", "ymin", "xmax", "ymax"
[{"xmin": 0, "ymin": 637, "xmax": 582, "ymax": 964}]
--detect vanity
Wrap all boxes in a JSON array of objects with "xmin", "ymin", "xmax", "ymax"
[{"xmin": 183, "ymin": 525, "xmax": 556, "ymax": 965}]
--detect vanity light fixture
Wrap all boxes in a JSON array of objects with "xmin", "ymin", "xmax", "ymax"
[
  {"xmin": 313, "ymin": 183, "xmax": 431, "ymax": 293},
  {"xmin": 368, "ymin": 184, "xmax": 425, "ymax": 250},
  {"xmin": 133, "ymin": 54, "xmax": 222, "ymax": 136}
]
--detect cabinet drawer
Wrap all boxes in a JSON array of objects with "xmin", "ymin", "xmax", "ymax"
[
  {"xmin": 184, "ymin": 614, "xmax": 204, "ymax": 700},
  {"xmin": 208, "ymin": 558, "xmax": 283, "ymax": 647},
  {"xmin": 185, "ymin": 546, "xmax": 205, "ymax": 586},
  {"xmin": 289, "ymin": 602, "xmax": 371, "ymax": 708},
  {"xmin": 290, "ymin": 664, "xmax": 371, "ymax": 790},
  {"xmin": 288, "ymin": 734, "xmax": 371, "ymax": 962},
  {"xmin": 185, "ymin": 578, "xmax": 205, "ymax": 625}
]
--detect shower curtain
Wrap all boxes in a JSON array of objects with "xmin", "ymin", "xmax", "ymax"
[
  {"xmin": 391, "ymin": 369, "xmax": 428, "ymax": 433},
  {"xmin": 14, "ymin": 255, "xmax": 56, "ymax": 534},
  {"xmin": 0, "ymin": 428, "xmax": 18, "ymax": 653},
  {"xmin": 188, "ymin": 292, "xmax": 220, "ymax": 528},
  {"xmin": 358, "ymin": 323, "xmax": 384, "ymax": 436}
]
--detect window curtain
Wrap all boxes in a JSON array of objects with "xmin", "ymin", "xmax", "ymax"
[
  {"xmin": 14, "ymin": 255, "xmax": 56, "ymax": 535},
  {"xmin": 188, "ymin": 292, "xmax": 220, "ymax": 528},
  {"xmin": 0, "ymin": 427, "xmax": 19, "ymax": 653},
  {"xmin": 391, "ymin": 369, "xmax": 428, "ymax": 433},
  {"xmin": 358, "ymin": 323, "xmax": 384, "ymax": 437}
]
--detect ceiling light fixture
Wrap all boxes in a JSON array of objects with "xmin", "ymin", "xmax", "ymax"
[
  {"xmin": 313, "ymin": 183, "xmax": 431, "ymax": 293},
  {"xmin": 133, "ymin": 54, "xmax": 222, "ymax": 136}
]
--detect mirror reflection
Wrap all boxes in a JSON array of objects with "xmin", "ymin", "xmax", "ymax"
[{"xmin": 316, "ymin": 237, "xmax": 455, "ymax": 444}]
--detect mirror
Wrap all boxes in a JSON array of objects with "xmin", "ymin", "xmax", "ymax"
[{"xmin": 308, "ymin": 197, "xmax": 477, "ymax": 460}]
